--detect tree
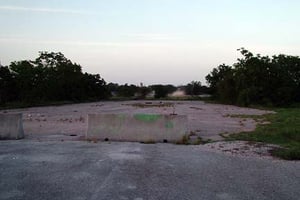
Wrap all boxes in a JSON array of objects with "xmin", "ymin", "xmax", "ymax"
[
  {"xmin": 206, "ymin": 64, "xmax": 233, "ymax": 93},
  {"xmin": 137, "ymin": 85, "xmax": 152, "ymax": 99},
  {"xmin": 9, "ymin": 60, "xmax": 39, "ymax": 102},
  {"xmin": 117, "ymin": 84, "xmax": 138, "ymax": 97},
  {"xmin": 151, "ymin": 84, "xmax": 176, "ymax": 99},
  {"xmin": 184, "ymin": 81, "xmax": 203, "ymax": 96},
  {"xmin": 206, "ymin": 48, "xmax": 300, "ymax": 106},
  {"xmin": 0, "ymin": 66, "xmax": 17, "ymax": 104},
  {"xmin": 81, "ymin": 73, "xmax": 109, "ymax": 100},
  {"xmin": 2, "ymin": 51, "xmax": 109, "ymax": 105}
]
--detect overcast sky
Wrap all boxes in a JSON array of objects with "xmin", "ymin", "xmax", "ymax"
[{"xmin": 0, "ymin": 0, "xmax": 300, "ymax": 85}]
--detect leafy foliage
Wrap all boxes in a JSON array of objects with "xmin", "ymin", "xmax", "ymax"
[
  {"xmin": 184, "ymin": 81, "xmax": 208, "ymax": 96},
  {"xmin": 107, "ymin": 83, "xmax": 152, "ymax": 99},
  {"xmin": 150, "ymin": 84, "xmax": 177, "ymax": 99},
  {"xmin": 206, "ymin": 48, "xmax": 300, "ymax": 106},
  {"xmin": 0, "ymin": 66, "xmax": 18, "ymax": 103},
  {"xmin": 0, "ymin": 52, "xmax": 109, "ymax": 105}
]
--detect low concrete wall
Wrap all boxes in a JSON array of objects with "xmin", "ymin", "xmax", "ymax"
[
  {"xmin": 86, "ymin": 114, "xmax": 188, "ymax": 142},
  {"xmin": 0, "ymin": 113, "xmax": 24, "ymax": 140}
]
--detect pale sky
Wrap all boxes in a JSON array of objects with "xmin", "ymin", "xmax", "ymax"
[{"xmin": 0, "ymin": 0, "xmax": 300, "ymax": 85}]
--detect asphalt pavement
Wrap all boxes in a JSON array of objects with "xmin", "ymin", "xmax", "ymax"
[{"xmin": 0, "ymin": 140, "xmax": 299, "ymax": 200}]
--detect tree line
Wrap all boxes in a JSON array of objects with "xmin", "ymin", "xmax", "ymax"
[
  {"xmin": 107, "ymin": 81, "xmax": 208, "ymax": 99},
  {"xmin": 206, "ymin": 48, "xmax": 300, "ymax": 106},
  {"xmin": 0, "ymin": 52, "xmax": 208, "ymax": 106},
  {"xmin": 3, "ymin": 49, "xmax": 296, "ymax": 107},
  {"xmin": 0, "ymin": 52, "xmax": 109, "ymax": 105}
]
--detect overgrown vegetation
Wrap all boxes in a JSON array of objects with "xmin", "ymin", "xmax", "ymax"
[
  {"xmin": 107, "ymin": 82, "xmax": 210, "ymax": 100},
  {"xmin": 206, "ymin": 49, "xmax": 300, "ymax": 159},
  {"xmin": 150, "ymin": 84, "xmax": 177, "ymax": 99},
  {"xmin": 184, "ymin": 81, "xmax": 211, "ymax": 96},
  {"xmin": 206, "ymin": 48, "xmax": 300, "ymax": 107},
  {"xmin": 0, "ymin": 51, "xmax": 213, "ymax": 107},
  {"xmin": 0, "ymin": 52, "xmax": 109, "ymax": 106},
  {"xmin": 227, "ymin": 108, "xmax": 300, "ymax": 160},
  {"xmin": 107, "ymin": 83, "xmax": 151, "ymax": 99}
]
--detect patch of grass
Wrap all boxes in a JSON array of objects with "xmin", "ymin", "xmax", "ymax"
[
  {"xmin": 228, "ymin": 108, "xmax": 300, "ymax": 160},
  {"xmin": 270, "ymin": 146, "xmax": 300, "ymax": 160}
]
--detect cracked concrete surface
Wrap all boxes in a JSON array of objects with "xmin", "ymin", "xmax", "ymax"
[
  {"xmin": 1, "ymin": 100, "xmax": 273, "ymax": 141},
  {"xmin": 0, "ymin": 141, "xmax": 299, "ymax": 200}
]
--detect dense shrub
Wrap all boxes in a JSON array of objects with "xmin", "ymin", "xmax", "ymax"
[
  {"xmin": 0, "ymin": 52, "xmax": 109, "ymax": 105},
  {"xmin": 206, "ymin": 48, "xmax": 300, "ymax": 106}
]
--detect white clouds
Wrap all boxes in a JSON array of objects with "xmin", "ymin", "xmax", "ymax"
[{"xmin": 0, "ymin": 5, "xmax": 95, "ymax": 15}]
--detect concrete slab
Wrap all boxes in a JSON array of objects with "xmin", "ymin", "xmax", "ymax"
[
  {"xmin": 2, "ymin": 101, "xmax": 273, "ymax": 141},
  {"xmin": 0, "ymin": 140, "xmax": 299, "ymax": 200},
  {"xmin": 86, "ymin": 113, "xmax": 188, "ymax": 142},
  {"xmin": 0, "ymin": 113, "xmax": 24, "ymax": 140}
]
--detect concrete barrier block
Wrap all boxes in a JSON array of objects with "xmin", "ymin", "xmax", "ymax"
[
  {"xmin": 86, "ymin": 113, "xmax": 188, "ymax": 143},
  {"xmin": 0, "ymin": 113, "xmax": 24, "ymax": 140}
]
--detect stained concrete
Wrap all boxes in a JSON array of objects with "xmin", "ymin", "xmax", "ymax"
[
  {"xmin": 0, "ymin": 113, "xmax": 24, "ymax": 140},
  {"xmin": 1, "ymin": 101, "xmax": 273, "ymax": 141},
  {"xmin": 86, "ymin": 113, "xmax": 188, "ymax": 142}
]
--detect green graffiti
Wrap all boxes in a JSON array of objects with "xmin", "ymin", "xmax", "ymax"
[
  {"xmin": 165, "ymin": 121, "xmax": 174, "ymax": 129},
  {"xmin": 134, "ymin": 114, "xmax": 161, "ymax": 122}
]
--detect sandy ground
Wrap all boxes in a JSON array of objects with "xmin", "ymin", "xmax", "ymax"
[{"xmin": 2, "ymin": 100, "xmax": 278, "ymax": 159}]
